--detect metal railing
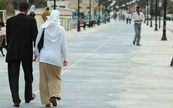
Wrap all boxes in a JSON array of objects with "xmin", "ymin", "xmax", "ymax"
[{"xmin": 60, "ymin": 17, "xmax": 72, "ymax": 31}]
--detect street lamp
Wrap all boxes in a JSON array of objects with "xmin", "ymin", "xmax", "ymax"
[
  {"xmin": 98, "ymin": 0, "xmax": 101, "ymax": 26},
  {"xmin": 104, "ymin": 5, "xmax": 107, "ymax": 24},
  {"xmin": 89, "ymin": 0, "xmax": 91, "ymax": 27},
  {"xmin": 159, "ymin": 1, "xmax": 162, "ymax": 29},
  {"xmin": 104, "ymin": 1, "xmax": 108, "ymax": 24},
  {"xmin": 161, "ymin": 0, "xmax": 167, "ymax": 40},
  {"xmin": 136, "ymin": 0, "xmax": 139, "ymax": 7},
  {"xmin": 54, "ymin": 0, "xmax": 56, "ymax": 10},
  {"xmin": 77, "ymin": 0, "xmax": 80, "ymax": 32},
  {"xmin": 150, "ymin": 0, "xmax": 153, "ymax": 27},
  {"xmin": 146, "ymin": 0, "xmax": 149, "ymax": 25},
  {"xmin": 154, "ymin": 0, "xmax": 158, "ymax": 31},
  {"xmin": 104, "ymin": 0, "xmax": 111, "ymax": 24}
]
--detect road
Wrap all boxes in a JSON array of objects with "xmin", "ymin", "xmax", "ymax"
[{"xmin": 0, "ymin": 20, "xmax": 173, "ymax": 108}]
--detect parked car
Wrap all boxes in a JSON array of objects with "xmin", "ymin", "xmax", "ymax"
[{"xmin": 166, "ymin": 14, "xmax": 173, "ymax": 21}]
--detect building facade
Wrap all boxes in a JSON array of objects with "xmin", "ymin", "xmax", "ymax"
[{"xmin": 47, "ymin": 0, "xmax": 98, "ymax": 14}]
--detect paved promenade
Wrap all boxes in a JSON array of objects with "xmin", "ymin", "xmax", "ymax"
[{"xmin": 0, "ymin": 20, "xmax": 173, "ymax": 108}]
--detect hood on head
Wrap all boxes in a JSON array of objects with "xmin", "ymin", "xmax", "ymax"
[{"xmin": 41, "ymin": 10, "xmax": 62, "ymax": 42}]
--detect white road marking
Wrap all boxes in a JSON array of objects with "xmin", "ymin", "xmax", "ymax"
[
  {"xmin": 62, "ymin": 34, "xmax": 114, "ymax": 74},
  {"xmin": 20, "ymin": 33, "xmax": 114, "ymax": 105}
]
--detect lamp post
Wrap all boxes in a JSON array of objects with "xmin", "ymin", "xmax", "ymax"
[
  {"xmin": 54, "ymin": 0, "xmax": 56, "ymax": 10},
  {"xmin": 150, "ymin": 0, "xmax": 153, "ymax": 27},
  {"xmin": 77, "ymin": 0, "xmax": 80, "ymax": 32},
  {"xmin": 154, "ymin": 0, "xmax": 158, "ymax": 31},
  {"xmin": 159, "ymin": 1, "xmax": 162, "ymax": 29},
  {"xmin": 137, "ymin": 0, "xmax": 140, "ymax": 7},
  {"xmin": 98, "ymin": 0, "xmax": 101, "ymax": 25},
  {"xmin": 161, "ymin": 0, "xmax": 167, "ymax": 40},
  {"xmin": 146, "ymin": 0, "xmax": 149, "ymax": 25},
  {"xmin": 89, "ymin": 0, "xmax": 91, "ymax": 21},
  {"xmin": 104, "ymin": 0, "xmax": 111, "ymax": 24},
  {"xmin": 170, "ymin": 56, "xmax": 173, "ymax": 66},
  {"xmin": 104, "ymin": 3, "xmax": 107, "ymax": 24}
]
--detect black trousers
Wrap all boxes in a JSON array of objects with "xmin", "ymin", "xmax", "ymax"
[{"xmin": 8, "ymin": 60, "xmax": 33, "ymax": 103}]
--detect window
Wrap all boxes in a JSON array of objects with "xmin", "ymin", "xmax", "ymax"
[{"xmin": 59, "ymin": 6, "xmax": 66, "ymax": 8}]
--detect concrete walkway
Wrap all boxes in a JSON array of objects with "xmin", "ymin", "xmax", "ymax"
[{"xmin": 0, "ymin": 20, "xmax": 173, "ymax": 108}]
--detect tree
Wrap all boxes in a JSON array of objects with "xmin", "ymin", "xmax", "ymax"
[
  {"xmin": 14, "ymin": 0, "xmax": 46, "ymax": 8},
  {"xmin": 100, "ymin": 0, "xmax": 114, "ymax": 14},
  {"xmin": 32, "ymin": 0, "xmax": 47, "ymax": 8},
  {"xmin": 167, "ymin": 0, "xmax": 173, "ymax": 14},
  {"xmin": 29, "ymin": 0, "xmax": 35, "ymax": 3},
  {"xmin": 0, "ymin": 0, "xmax": 14, "ymax": 14},
  {"xmin": 0, "ymin": 0, "xmax": 5, "ymax": 10}
]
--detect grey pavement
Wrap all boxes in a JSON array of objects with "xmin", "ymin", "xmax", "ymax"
[
  {"xmin": 167, "ymin": 21, "xmax": 173, "ymax": 33},
  {"xmin": 0, "ymin": 20, "xmax": 173, "ymax": 108}
]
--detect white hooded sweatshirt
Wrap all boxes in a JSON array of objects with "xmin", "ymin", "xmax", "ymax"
[{"xmin": 35, "ymin": 10, "xmax": 68, "ymax": 67}]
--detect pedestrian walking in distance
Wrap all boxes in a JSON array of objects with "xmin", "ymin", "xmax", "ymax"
[
  {"xmin": 6, "ymin": 2, "xmax": 38, "ymax": 107},
  {"xmin": 128, "ymin": 13, "xmax": 132, "ymax": 24},
  {"xmin": 42, "ymin": 7, "xmax": 50, "ymax": 21},
  {"xmin": 34, "ymin": 10, "xmax": 68, "ymax": 107},
  {"xmin": 27, "ymin": 5, "xmax": 36, "ymax": 18},
  {"xmin": 126, "ymin": 13, "xmax": 129, "ymax": 24},
  {"xmin": 0, "ymin": 22, "xmax": 7, "ymax": 56},
  {"xmin": 132, "ymin": 6, "xmax": 144, "ymax": 46}
]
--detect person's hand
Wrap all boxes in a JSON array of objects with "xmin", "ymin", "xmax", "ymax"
[
  {"xmin": 33, "ymin": 54, "xmax": 38, "ymax": 61},
  {"xmin": 63, "ymin": 61, "xmax": 68, "ymax": 67}
]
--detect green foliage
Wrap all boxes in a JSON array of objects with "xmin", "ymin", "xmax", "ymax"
[
  {"xmin": 0, "ymin": 0, "xmax": 14, "ymax": 14},
  {"xmin": 100, "ymin": 0, "xmax": 113, "ymax": 6},
  {"xmin": 0, "ymin": 0, "xmax": 5, "ymax": 10},
  {"xmin": 14, "ymin": 0, "xmax": 46, "ymax": 8},
  {"xmin": 32, "ymin": 0, "xmax": 47, "ymax": 8},
  {"xmin": 168, "ymin": 1, "xmax": 173, "ymax": 14},
  {"xmin": 94, "ymin": 8, "xmax": 97, "ymax": 16},
  {"xmin": 100, "ymin": 0, "xmax": 113, "ymax": 13}
]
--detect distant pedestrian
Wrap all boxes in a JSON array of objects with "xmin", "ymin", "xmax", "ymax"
[
  {"xmin": 122, "ymin": 13, "xmax": 125, "ymax": 22},
  {"xmin": 126, "ymin": 13, "xmax": 129, "ymax": 24},
  {"xmin": 132, "ymin": 6, "xmax": 144, "ymax": 46},
  {"xmin": 0, "ymin": 22, "xmax": 6, "ymax": 43},
  {"xmin": 114, "ymin": 12, "xmax": 117, "ymax": 21},
  {"xmin": 28, "ymin": 5, "xmax": 36, "ymax": 18},
  {"xmin": 128, "ymin": 13, "xmax": 132, "ymax": 24},
  {"xmin": 42, "ymin": 7, "xmax": 50, "ymax": 21},
  {"xmin": 34, "ymin": 10, "xmax": 68, "ymax": 107},
  {"xmin": 0, "ymin": 22, "xmax": 6, "ymax": 56},
  {"xmin": 119, "ymin": 13, "xmax": 122, "ymax": 22},
  {"xmin": 6, "ymin": 2, "xmax": 38, "ymax": 107}
]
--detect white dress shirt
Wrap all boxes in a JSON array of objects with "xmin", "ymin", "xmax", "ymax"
[
  {"xmin": 132, "ymin": 12, "xmax": 144, "ymax": 24},
  {"xmin": 35, "ymin": 25, "xmax": 68, "ymax": 67},
  {"xmin": 128, "ymin": 14, "xmax": 132, "ymax": 19},
  {"xmin": 126, "ymin": 14, "xmax": 129, "ymax": 18},
  {"xmin": 0, "ymin": 27, "xmax": 6, "ymax": 36}
]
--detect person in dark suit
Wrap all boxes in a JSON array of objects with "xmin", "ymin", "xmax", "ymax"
[{"xmin": 6, "ymin": 2, "xmax": 38, "ymax": 107}]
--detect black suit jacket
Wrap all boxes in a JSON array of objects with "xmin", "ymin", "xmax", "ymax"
[{"xmin": 6, "ymin": 13, "xmax": 38, "ymax": 62}]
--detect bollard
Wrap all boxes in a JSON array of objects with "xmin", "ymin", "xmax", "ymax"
[{"xmin": 170, "ymin": 57, "xmax": 173, "ymax": 66}]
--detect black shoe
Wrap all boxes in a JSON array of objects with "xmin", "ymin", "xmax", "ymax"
[
  {"xmin": 50, "ymin": 97, "xmax": 57, "ymax": 106},
  {"xmin": 45, "ymin": 104, "xmax": 51, "ymax": 107},
  {"xmin": 13, "ymin": 103, "xmax": 20, "ymax": 107},
  {"xmin": 136, "ymin": 44, "xmax": 141, "ymax": 46},
  {"xmin": 25, "ymin": 94, "xmax": 36, "ymax": 103},
  {"xmin": 133, "ymin": 41, "xmax": 135, "ymax": 45}
]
